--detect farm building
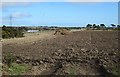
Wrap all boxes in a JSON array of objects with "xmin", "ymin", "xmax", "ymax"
[{"xmin": 27, "ymin": 30, "xmax": 39, "ymax": 32}]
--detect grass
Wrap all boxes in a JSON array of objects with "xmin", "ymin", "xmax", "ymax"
[
  {"xmin": 0, "ymin": 63, "xmax": 2, "ymax": 71},
  {"xmin": 66, "ymin": 67, "xmax": 77, "ymax": 75},
  {"xmin": 112, "ymin": 66, "xmax": 120, "ymax": 76},
  {"xmin": 2, "ymin": 54, "xmax": 31, "ymax": 75},
  {"xmin": 3, "ymin": 54, "xmax": 17, "ymax": 67},
  {"xmin": 4, "ymin": 62, "xmax": 31, "ymax": 75},
  {"xmin": 70, "ymin": 29, "xmax": 82, "ymax": 32},
  {"xmin": 24, "ymin": 30, "xmax": 55, "ymax": 36}
]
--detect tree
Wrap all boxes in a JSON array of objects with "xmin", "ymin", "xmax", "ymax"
[
  {"xmin": 93, "ymin": 24, "xmax": 97, "ymax": 29},
  {"xmin": 86, "ymin": 24, "xmax": 92, "ymax": 30},
  {"xmin": 93, "ymin": 24, "xmax": 96, "ymax": 28},
  {"xmin": 111, "ymin": 24, "xmax": 116, "ymax": 28},
  {"xmin": 100, "ymin": 24, "xmax": 106, "ymax": 29},
  {"xmin": 117, "ymin": 25, "xmax": 120, "ymax": 30},
  {"xmin": 96, "ymin": 25, "xmax": 100, "ymax": 30},
  {"xmin": 117, "ymin": 25, "xmax": 120, "ymax": 28}
]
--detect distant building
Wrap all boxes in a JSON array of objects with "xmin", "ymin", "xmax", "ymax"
[{"xmin": 27, "ymin": 30, "xmax": 39, "ymax": 32}]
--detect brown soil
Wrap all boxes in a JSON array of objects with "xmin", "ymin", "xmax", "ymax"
[{"xmin": 2, "ymin": 31, "xmax": 120, "ymax": 75}]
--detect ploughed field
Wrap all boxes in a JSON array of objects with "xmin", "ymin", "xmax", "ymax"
[{"xmin": 2, "ymin": 31, "xmax": 120, "ymax": 75}]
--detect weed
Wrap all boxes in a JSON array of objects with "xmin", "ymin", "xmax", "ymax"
[{"xmin": 66, "ymin": 67, "xmax": 77, "ymax": 75}]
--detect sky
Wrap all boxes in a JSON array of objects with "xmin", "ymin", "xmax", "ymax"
[{"xmin": 1, "ymin": 2, "xmax": 118, "ymax": 27}]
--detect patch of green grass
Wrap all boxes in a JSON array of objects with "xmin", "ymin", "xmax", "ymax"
[
  {"xmin": 5, "ymin": 62, "xmax": 31, "ymax": 75},
  {"xmin": 0, "ymin": 63, "xmax": 2, "ymax": 71},
  {"xmin": 112, "ymin": 66, "xmax": 120, "ymax": 76},
  {"xmin": 66, "ymin": 67, "xmax": 77, "ymax": 75},
  {"xmin": 3, "ymin": 54, "xmax": 17, "ymax": 67},
  {"xmin": 2, "ymin": 54, "xmax": 32, "ymax": 75}
]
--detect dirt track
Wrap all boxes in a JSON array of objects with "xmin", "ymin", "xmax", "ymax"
[{"xmin": 2, "ymin": 31, "xmax": 120, "ymax": 75}]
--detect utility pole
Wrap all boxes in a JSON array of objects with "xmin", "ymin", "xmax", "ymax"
[{"xmin": 10, "ymin": 15, "xmax": 12, "ymax": 26}]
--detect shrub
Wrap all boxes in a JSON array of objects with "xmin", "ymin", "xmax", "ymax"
[
  {"xmin": 114, "ymin": 28, "xmax": 120, "ymax": 30},
  {"xmin": 2, "ymin": 25, "xmax": 24, "ymax": 39}
]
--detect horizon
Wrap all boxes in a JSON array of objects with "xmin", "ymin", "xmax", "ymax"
[
  {"xmin": 1, "ymin": 2, "xmax": 118, "ymax": 27},
  {"xmin": 1, "ymin": 24, "xmax": 119, "ymax": 28}
]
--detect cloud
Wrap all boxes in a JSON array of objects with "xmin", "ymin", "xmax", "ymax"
[
  {"xmin": 2, "ymin": 2, "xmax": 32, "ymax": 7},
  {"xmin": 1, "ymin": 0, "xmax": 47, "ymax": 2},
  {"xmin": 0, "ymin": 0, "xmax": 119, "ymax": 12},
  {"xmin": 1, "ymin": 0, "xmax": 119, "ymax": 2},
  {"xmin": 65, "ymin": 0, "xmax": 119, "ymax": 2},
  {"xmin": 11, "ymin": 12, "xmax": 31, "ymax": 18},
  {"xmin": 0, "ymin": 15, "xmax": 2, "ymax": 25},
  {"xmin": 1, "ymin": 2, "xmax": 33, "ymax": 12},
  {"xmin": 2, "ymin": 12, "xmax": 31, "ymax": 25},
  {"xmin": 3, "ymin": 12, "xmax": 31, "ymax": 19}
]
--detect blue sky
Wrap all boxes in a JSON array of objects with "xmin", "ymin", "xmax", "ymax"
[{"xmin": 1, "ymin": 2, "xmax": 118, "ymax": 27}]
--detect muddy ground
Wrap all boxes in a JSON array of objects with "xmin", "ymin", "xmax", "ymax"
[{"xmin": 2, "ymin": 31, "xmax": 120, "ymax": 75}]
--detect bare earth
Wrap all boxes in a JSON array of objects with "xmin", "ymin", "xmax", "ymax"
[{"xmin": 2, "ymin": 30, "xmax": 120, "ymax": 75}]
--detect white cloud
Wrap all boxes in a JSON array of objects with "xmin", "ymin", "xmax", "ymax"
[
  {"xmin": 0, "ymin": 0, "xmax": 119, "ymax": 11},
  {"xmin": 11, "ymin": 12, "xmax": 31, "ymax": 18},
  {"xmin": 66, "ymin": 0, "xmax": 119, "ymax": 2},
  {"xmin": 2, "ymin": 12, "xmax": 31, "ymax": 25},
  {"xmin": 2, "ymin": 2, "xmax": 31, "ymax": 7},
  {"xmin": 0, "ymin": 2, "xmax": 2, "ymax": 12},
  {"xmin": 1, "ymin": 2, "xmax": 32, "ymax": 9},
  {"xmin": 1, "ymin": 0, "xmax": 47, "ymax": 2},
  {"xmin": 1, "ymin": 0, "xmax": 119, "ymax": 12},
  {"xmin": 1, "ymin": 0, "xmax": 119, "ymax": 2},
  {"xmin": 0, "ymin": 16, "xmax": 2, "ymax": 25},
  {"xmin": 0, "ymin": 2, "xmax": 33, "ymax": 12},
  {"xmin": 3, "ymin": 12, "xmax": 31, "ymax": 19}
]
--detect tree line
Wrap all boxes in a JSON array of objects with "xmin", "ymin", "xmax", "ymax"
[
  {"xmin": 86, "ymin": 24, "xmax": 120, "ymax": 30},
  {"xmin": 2, "ymin": 24, "xmax": 119, "ymax": 39}
]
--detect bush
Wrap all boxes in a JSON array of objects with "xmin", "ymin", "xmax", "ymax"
[
  {"xmin": 2, "ymin": 25, "xmax": 24, "ymax": 39},
  {"xmin": 114, "ymin": 28, "xmax": 120, "ymax": 30}
]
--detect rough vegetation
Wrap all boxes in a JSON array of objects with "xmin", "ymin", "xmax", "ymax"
[{"xmin": 2, "ymin": 25, "xmax": 24, "ymax": 39}]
